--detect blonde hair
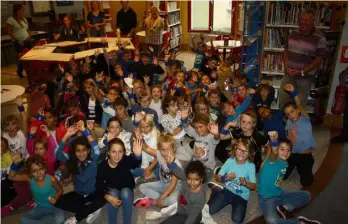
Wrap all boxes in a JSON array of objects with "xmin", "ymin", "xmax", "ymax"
[
  {"xmin": 157, "ymin": 133, "xmax": 176, "ymax": 153},
  {"xmin": 231, "ymin": 138, "xmax": 254, "ymax": 162},
  {"xmin": 139, "ymin": 114, "xmax": 159, "ymax": 137}
]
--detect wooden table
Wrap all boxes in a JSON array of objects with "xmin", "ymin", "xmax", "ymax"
[
  {"xmin": 206, "ymin": 40, "xmax": 242, "ymax": 60},
  {"xmin": 1, "ymin": 85, "xmax": 25, "ymax": 104},
  {"xmin": 20, "ymin": 37, "xmax": 135, "ymax": 84}
]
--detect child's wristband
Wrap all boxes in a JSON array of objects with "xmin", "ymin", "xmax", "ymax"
[
  {"xmin": 221, "ymin": 175, "xmax": 227, "ymax": 183},
  {"xmin": 17, "ymin": 105, "xmax": 25, "ymax": 112},
  {"xmin": 10, "ymin": 163, "xmax": 20, "ymax": 171},
  {"xmin": 179, "ymin": 119, "xmax": 188, "ymax": 129},
  {"xmin": 165, "ymin": 61, "xmax": 169, "ymax": 66},
  {"xmin": 65, "ymin": 88, "xmax": 72, "ymax": 93},
  {"xmin": 95, "ymin": 81, "xmax": 101, "ymax": 87},
  {"xmin": 256, "ymin": 82, "xmax": 262, "ymax": 87},
  {"xmin": 103, "ymin": 98, "xmax": 110, "ymax": 106},
  {"xmin": 174, "ymin": 87, "xmax": 179, "ymax": 92},
  {"xmin": 270, "ymin": 140, "xmax": 280, "ymax": 147},
  {"xmin": 290, "ymin": 89, "xmax": 298, "ymax": 97},
  {"xmin": 220, "ymin": 129, "xmax": 229, "ymax": 135},
  {"xmin": 37, "ymin": 114, "xmax": 44, "ymax": 121},
  {"xmin": 232, "ymin": 87, "xmax": 238, "ymax": 92},
  {"xmin": 28, "ymin": 134, "xmax": 35, "ymax": 140},
  {"xmin": 83, "ymin": 129, "xmax": 91, "ymax": 138},
  {"xmin": 129, "ymin": 93, "xmax": 135, "ymax": 99},
  {"xmin": 164, "ymin": 86, "xmax": 169, "ymax": 92},
  {"xmin": 103, "ymin": 138, "xmax": 108, "ymax": 146},
  {"xmin": 133, "ymin": 120, "xmax": 140, "ymax": 126},
  {"xmin": 203, "ymin": 85, "xmax": 209, "ymax": 92}
]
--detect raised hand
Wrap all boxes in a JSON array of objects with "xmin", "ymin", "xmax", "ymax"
[
  {"xmin": 208, "ymin": 123, "xmax": 219, "ymax": 136},
  {"xmin": 164, "ymin": 147, "xmax": 175, "ymax": 164},
  {"xmin": 268, "ymin": 131, "xmax": 278, "ymax": 142},
  {"xmin": 30, "ymin": 126, "xmax": 38, "ymax": 135},
  {"xmin": 134, "ymin": 55, "xmax": 139, "ymax": 63},
  {"xmin": 134, "ymin": 112, "xmax": 145, "ymax": 122},
  {"xmin": 95, "ymin": 72, "xmax": 104, "ymax": 83},
  {"xmin": 144, "ymin": 76, "xmax": 150, "ymax": 85},
  {"xmin": 227, "ymin": 121, "xmax": 238, "ymax": 129},
  {"xmin": 128, "ymin": 73, "xmax": 134, "ymax": 79},
  {"xmin": 164, "ymin": 54, "xmax": 170, "ymax": 62},
  {"xmin": 107, "ymin": 132, "xmax": 117, "ymax": 142},
  {"xmin": 133, "ymin": 128, "xmax": 143, "ymax": 140},
  {"xmin": 76, "ymin": 120, "xmax": 86, "ymax": 132},
  {"xmin": 38, "ymin": 107, "xmax": 44, "ymax": 116},
  {"xmin": 14, "ymin": 96, "xmax": 23, "ymax": 107},
  {"xmin": 153, "ymin": 57, "xmax": 158, "ymax": 65},
  {"xmin": 148, "ymin": 46, "xmax": 154, "ymax": 52},
  {"xmin": 40, "ymin": 124, "xmax": 49, "ymax": 133},
  {"xmin": 65, "ymin": 73, "xmax": 73, "ymax": 83},
  {"xmin": 181, "ymin": 107, "xmax": 189, "ymax": 120},
  {"xmin": 133, "ymin": 138, "xmax": 143, "ymax": 157},
  {"xmin": 11, "ymin": 152, "xmax": 23, "ymax": 165},
  {"xmin": 116, "ymin": 67, "xmax": 124, "ymax": 77},
  {"xmin": 85, "ymin": 56, "xmax": 92, "ymax": 64},
  {"xmin": 66, "ymin": 125, "xmax": 78, "ymax": 137},
  {"xmin": 284, "ymin": 84, "xmax": 294, "ymax": 92},
  {"xmin": 58, "ymin": 64, "xmax": 64, "ymax": 73},
  {"xmin": 86, "ymin": 122, "xmax": 94, "ymax": 131}
]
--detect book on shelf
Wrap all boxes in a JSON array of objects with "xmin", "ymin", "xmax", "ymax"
[
  {"xmin": 263, "ymin": 54, "xmax": 284, "ymax": 73},
  {"xmin": 168, "ymin": 11, "xmax": 180, "ymax": 26},
  {"xmin": 267, "ymin": 2, "xmax": 332, "ymax": 27},
  {"xmin": 266, "ymin": 28, "xmax": 294, "ymax": 48},
  {"xmin": 170, "ymin": 25, "xmax": 182, "ymax": 39},
  {"xmin": 167, "ymin": 1, "xmax": 178, "ymax": 12}
]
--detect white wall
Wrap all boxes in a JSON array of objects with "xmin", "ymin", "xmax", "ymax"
[{"xmin": 326, "ymin": 11, "xmax": 348, "ymax": 114}]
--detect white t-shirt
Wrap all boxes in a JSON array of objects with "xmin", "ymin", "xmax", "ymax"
[
  {"xmin": 6, "ymin": 17, "xmax": 29, "ymax": 41},
  {"xmin": 161, "ymin": 111, "xmax": 186, "ymax": 140},
  {"xmin": 3, "ymin": 130, "xmax": 28, "ymax": 159},
  {"xmin": 149, "ymin": 99, "xmax": 163, "ymax": 121},
  {"xmin": 49, "ymin": 130, "xmax": 58, "ymax": 146},
  {"xmin": 141, "ymin": 132, "xmax": 158, "ymax": 169}
]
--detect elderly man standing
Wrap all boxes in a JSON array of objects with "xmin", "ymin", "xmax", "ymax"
[{"xmin": 279, "ymin": 10, "xmax": 327, "ymax": 108}]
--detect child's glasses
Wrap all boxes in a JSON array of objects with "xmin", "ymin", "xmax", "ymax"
[{"xmin": 236, "ymin": 148, "xmax": 249, "ymax": 155}]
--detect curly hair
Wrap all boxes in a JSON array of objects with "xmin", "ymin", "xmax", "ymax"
[
  {"xmin": 185, "ymin": 160, "xmax": 207, "ymax": 183},
  {"xmin": 67, "ymin": 136, "xmax": 91, "ymax": 175},
  {"xmin": 26, "ymin": 155, "xmax": 48, "ymax": 173}
]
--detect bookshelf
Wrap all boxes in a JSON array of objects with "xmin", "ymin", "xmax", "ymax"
[
  {"xmin": 240, "ymin": 1, "xmax": 266, "ymax": 88},
  {"xmin": 262, "ymin": 1, "xmax": 339, "ymax": 111},
  {"xmin": 145, "ymin": 0, "xmax": 182, "ymax": 50}
]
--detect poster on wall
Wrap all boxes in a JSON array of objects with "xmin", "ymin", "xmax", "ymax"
[
  {"xmin": 315, "ymin": 31, "xmax": 340, "ymax": 88},
  {"xmin": 340, "ymin": 46, "xmax": 348, "ymax": 63}
]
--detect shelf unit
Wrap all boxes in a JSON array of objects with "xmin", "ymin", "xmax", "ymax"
[
  {"xmin": 240, "ymin": 1, "xmax": 266, "ymax": 88},
  {"xmin": 262, "ymin": 1, "xmax": 340, "ymax": 112}
]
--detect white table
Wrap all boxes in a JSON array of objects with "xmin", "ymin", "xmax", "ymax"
[
  {"xmin": 206, "ymin": 40, "xmax": 242, "ymax": 60},
  {"xmin": 1, "ymin": 85, "xmax": 25, "ymax": 104}
]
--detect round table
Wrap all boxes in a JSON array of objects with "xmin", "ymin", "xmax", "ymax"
[{"xmin": 1, "ymin": 85, "xmax": 25, "ymax": 104}]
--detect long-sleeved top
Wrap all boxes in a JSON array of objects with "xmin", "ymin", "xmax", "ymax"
[
  {"xmin": 98, "ymin": 130, "xmax": 132, "ymax": 156},
  {"xmin": 168, "ymin": 162, "xmax": 206, "ymax": 224},
  {"xmin": 127, "ymin": 62, "xmax": 164, "ymax": 86},
  {"xmin": 184, "ymin": 125, "xmax": 219, "ymax": 171},
  {"xmin": 58, "ymin": 24, "xmax": 81, "ymax": 41},
  {"xmin": 116, "ymin": 8, "xmax": 137, "ymax": 35},
  {"xmin": 226, "ymin": 95, "xmax": 252, "ymax": 123},
  {"xmin": 263, "ymin": 111, "xmax": 286, "ymax": 139},
  {"xmin": 55, "ymin": 140, "xmax": 100, "ymax": 195},
  {"xmin": 116, "ymin": 47, "xmax": 135, "ymax": 77},
  {"xmin": 27, "ymin": 134, "xmax": 57, "ymax": 175},
  {"xmin": 96, "ymin": 155, "xmax": 141, "ymax": 193}
]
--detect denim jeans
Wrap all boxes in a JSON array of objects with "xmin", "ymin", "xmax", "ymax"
[
  {"xmin": 107, "ymin": 188, "xmax": 133, "ymax": 224},
  {"xmin": 139, "ymin": 181, "xmax": 181, "ymax": 207},
  {"xmin": 20, "ymin": 205, "xmax": 65, "ymax": 224},
  {"xmin": 208, "ymin": 188, "xmax": 247, "ymax": 224},
  {"xmin": 13, "ymin": 40, "xmax": 33, "ymax": 77},
  {"xmin": 258, "ymin": 190, "xmax": 311, "ymax": 224},
  {"xmin": 131, "ymin": 165, "xmax": 160, "ymax": 179}
]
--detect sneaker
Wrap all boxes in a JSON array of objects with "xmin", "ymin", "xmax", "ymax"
[
  {"xmin": 86, "ymin": 208, "xmax": 102, "ymax": 224},
  {"xmin": 27, "ymin": 201, "xmax": 36, "ymax": 210},
  {"xmin": 64, "ymin": 217, "xmax": 77, "ymax": 224},
  {"xmin": 213, "ymin": 166, "xmax": 222, "ymax": 176},
  {"xmin": 1, "ymin": 205, "xmax": 14, "ymax": 216},
  {"xmin": 298, "ymin": 216, "xmax": 321, "ymax": 224},
  {"xmin": 208, "ymin": 181, "xmax": 223, "ymax": 191},
  {"xmin": 145, "ymin": 211, "xmax": 162, "ymax": 220},
  {"xmin": 277, "ymin": 205, "xmax": 290, "ymax": 219},
  {"xmin": 133, "ymin": 197, "xmax": 151, "ymax": 208}
]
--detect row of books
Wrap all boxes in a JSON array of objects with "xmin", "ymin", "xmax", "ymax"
[
  {"xmin": 267, "ymin": 2, "xmax": 332, "ymax": 26},
  {"xmin": 262, "ymin": 54, "xmax": 284, "ymax": 72},
  {"xmin": 167, "ymin": 1, "xmax": 178, "ymax": 12},
  {"xmin": 168, "ymin": 11, "xmax": 180, "ymax": 26},
  {"xmin": 265, "ymin": 28, "xmax": 293, "ymax": 48},
  {"xmin": 170, "ymin": 37, "xmax": 181, "ymax": 49},
  {"xmin": 170, "ymin": 25, "xmax": 182, "ymax": 39}
]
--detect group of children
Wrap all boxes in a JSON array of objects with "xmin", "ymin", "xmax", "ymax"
[{"xmin": 1, "ymin": 38, "xmax": 321, "ymax": 224}]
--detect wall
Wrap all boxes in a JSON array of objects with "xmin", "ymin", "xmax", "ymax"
[{"xmin": 326, "ymin": 10, "xmax": 348, "ymax": 115}]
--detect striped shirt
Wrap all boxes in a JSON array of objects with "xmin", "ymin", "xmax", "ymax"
[{"xmin": 286, "ymin": 28, "xmax": 327, "ymax": 76}]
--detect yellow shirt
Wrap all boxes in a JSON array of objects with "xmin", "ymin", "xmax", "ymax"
[{"xmin": 1, "ymin": 151, "xmax": 12, "ymax": 169}]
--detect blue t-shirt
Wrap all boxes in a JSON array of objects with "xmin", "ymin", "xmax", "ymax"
[
  {"xmin": 193, "ymin": 49, "xmax": 204, "ymax": 71},
  {"xmin": 219, "ymin": 157, "xmax": 256, "ymax": 201},
  {"xmin": 263, "ymin": 111, "xmax": 286, "ymax": 139},
  {"xmin": 226, "ymin": 95, "xmax": 252, "ymax": 123},
  {"xmin": 185, "ymin": 82, "xmax": 199, "ymax": 101},
  {"xmin": 258, "ymin": 157, "xmax": 288, "ymax": 197},
  {"xmin": 286, "ymin": 115, "xmax": 316, "ymax": 153}
]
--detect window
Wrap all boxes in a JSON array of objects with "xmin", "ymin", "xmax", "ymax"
[{"xmin": 188, "ymin": 0, "xmax": 233, "ymax": 33}]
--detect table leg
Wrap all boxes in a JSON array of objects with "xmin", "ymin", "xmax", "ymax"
[{"xmin": 223, "ymin": 48, "xmax": 227, "ymax": 61}]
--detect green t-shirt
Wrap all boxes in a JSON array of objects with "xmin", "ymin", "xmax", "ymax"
[{"xmin": 7, "ymin": 17, "xmax": 29, "ymax": 41}]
